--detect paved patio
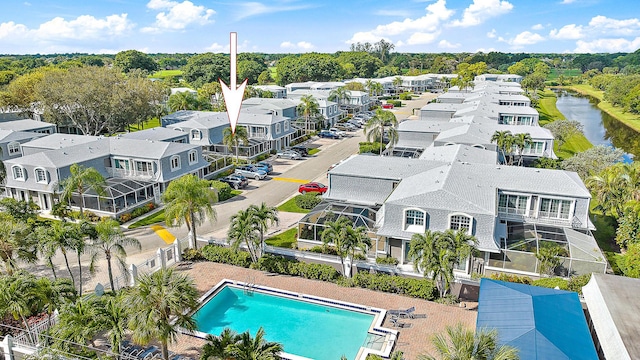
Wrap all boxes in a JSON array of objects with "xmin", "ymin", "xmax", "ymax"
[{"xmin": 169, "ymin": 262, "xmax": 477, "ymax": 360}]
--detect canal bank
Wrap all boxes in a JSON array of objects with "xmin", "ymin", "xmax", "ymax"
[{"xmin": 563, "ymin": 84, "xmax": 640, "ymax": 133}]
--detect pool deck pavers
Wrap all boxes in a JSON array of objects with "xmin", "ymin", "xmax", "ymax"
[{"xmin": 169, "ymin": 262, "xmax": 477, "ymax": 360}]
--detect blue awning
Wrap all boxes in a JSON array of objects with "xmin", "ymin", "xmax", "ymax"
[{"xmin": 476, "ymin": 278, "xmax": 598, "ymax": 360}]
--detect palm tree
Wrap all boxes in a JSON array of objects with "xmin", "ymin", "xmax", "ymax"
[
  {"xmin": 329, "ymin": 87, "xmax": 351, "ymax": 114},
  {"xmin": 513, "ymin": 133, "xmax": 533, "ymax": 166},
  {"xmin": 365, "ymin": 79, "xmax": 375, "ymax": 96},
  {"xmin": 126, "ymin": 268, "xmax": 199, "ymax": 360},
  {"xmin": 33, "ymin": 221, "xmax": 81, "ymax": 290},
  {"xmin": 364, "ymin": 109, "xmax": 398, "ymax": 156},
  {"xmin": 89, "ymin": 219, "xmax": 141, "ymax": 291},
  {"xmin": 34, "ymin": 276, "xmax": 76, "ymax": 331},
  {"xmin": 536, "ymin": 244, "xmax": 563, "ymax": 276},
  {"xmin": 321, "ymin": 217, "xmax": 371, "ymax": 276},
  {"xmin": 94, "ymin": 293, "xmax": 128, "ymax": 354},
  {"xmin": 226, "ymin": 327, "xmax": 283, "ymax": 360},
  {"xmin": 249, "ymin": 202, "xmax": 279, "ymax": 258},
  {"xmin": 296, "ymin": 94, "xmax": 320, "ymax": 132},
  {"xmin": 167, "ymin": 91, "xmax": 198, "ymax": 111},
  {"xmin": 53, "ymin": 296, "xmax": 102, "ymax": 350},
  {"xmin": 228, "ymin": 207, "xmax": 260, "ymax": 262},
  {"xmin": 370, "ymin": 82, "xmax": 384, "ymax": 98},
  {"xmin": 222, "ymin": 125, "xmax": 249, "ymax": 163},
  {"xmin": 0, "ymin": 273, "xmax": 38, "ymax": 342},
  {"xmin": 59, "ymin": 164, "xmax": 107, "ymax": 219},
  {"xmin": 162, "ymin": 174, "xmax": 218, "ymax": 250},
  {"xmin": 0, "ymin": 214, "xmax": 33, "ymax": 275},
  {"xmin": 393, "ymin": 76, "xmax": 403, "ymax": 92},
  {"xmin": 586, "ymin": 166, "xmax": 629, "ymax": 218},
  {"xmin": 202, "ymin": 328, "xmax": 240, "ymax": 360},
  {"xmin": 490, "ymin": 130, "xmax": 513, "ymax": 166},
  {"xmin": 418, "ymin": 323, "xmax": 519, "ymax": 360},
  {"xmin": 74, "ymin": 220, "xmax": 97, "ymax": 297}
]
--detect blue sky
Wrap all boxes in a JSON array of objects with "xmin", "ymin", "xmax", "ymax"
[{"xmin": 1, "ymin": 0, "xmax": 639, "ymax": 54}]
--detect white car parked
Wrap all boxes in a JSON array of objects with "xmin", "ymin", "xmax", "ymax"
[{"xmin": 329, "ymin": 127, "xmax": 346, "ymax": 138}]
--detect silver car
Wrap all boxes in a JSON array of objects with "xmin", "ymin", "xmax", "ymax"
[
  {"xmin": 276, "ymin": 149, "xmax": 302, "ymax": 160},
  {"xmin": 234, "ymin": 165, "xmax": 268, "ymax": 180}
]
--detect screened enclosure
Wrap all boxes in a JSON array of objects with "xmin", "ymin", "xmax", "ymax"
[
  {"xmin": 68, "ymin": 178, "xmax": 156, "ymax": 215},
  {"xmin": 297, "ymin": 202, "xmax": 379, "ymax": 245}
]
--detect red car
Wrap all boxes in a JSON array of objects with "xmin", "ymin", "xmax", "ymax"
[
  {"xmin": 382, "ymin": 103, "xmax": 394, "ymax": 109},
  {"xmin": 298, "ymin": 182, "xmax": 327, "ymax": 194}
]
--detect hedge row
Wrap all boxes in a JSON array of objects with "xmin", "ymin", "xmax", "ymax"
[
  {"xmin": 489, "ymin": 272, "xmax": 591, "ymax": 295},
  {"xmin": 294, "ymin": 193, "xmax": 322, "ymax": 209},
  {"xmin": 340, "ymin": 272, "xmax": 438, "ymax": 301},
  {"xmin": 253, "ymin": 254, "xmax": 341, "ymax": 282},
  {"xmin": 201, "ymin": 245, "xmax": 252, "ymax": 268}
]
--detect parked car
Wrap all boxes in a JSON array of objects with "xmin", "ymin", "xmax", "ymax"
[
  {"xmin": 335, "ymin": 123, "xmax": 356, "ymax": 132},
  {"xmin": 291, "ymin": 145, "xmax": 309, "ymax": 156},
  {"xmin": 382, "ymin": 103, "xmax": 394, "ymax": 109},
  {"xmin": 235, "ymin": 165, "xmax": 267, "ymax": 180},
  {"xmin": 276, "ymin": 149, "xmax": 302, "ymax": 160},
  {"xmin": 318, "ymin": 130, "xmax": 340, "ymax": 139},
  {"xmin": 298, "ymin": 182, "xmax": 327, "ymax": 194},
  {"xmin": 329, "ymin": 128, "xmax": 346, "ymax": 138},
  {"xmin": 252, "ymin": 161, "xmax": 273, "ymax": 174},
  {"xmin": 219, "ymin": 174, "xmax": 248, "ymax": 189},
  {"xmin": 346, "ymin": 120, "xmax": 362, "ymax": 128}
]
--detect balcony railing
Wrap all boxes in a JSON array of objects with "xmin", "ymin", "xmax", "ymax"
[
  {"xmin": 105, "ymin": 167, "xmax": 156, "ymax": 181},
  {"xmin": 499, "ymin": 210, "xmax": 583, "ymax": 228}
]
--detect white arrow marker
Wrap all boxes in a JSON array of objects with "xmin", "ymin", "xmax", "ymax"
[{"xmin": 220, "ymin": 32, "xmax": 248, "ymax": 134}]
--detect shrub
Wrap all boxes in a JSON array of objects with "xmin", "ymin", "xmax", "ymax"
[
  {"xmin": 353, "ymin": 253, "xmax": 366, "ymax": 261},
  {"xmin": 349, "ymin": 273, "xmax": 437, "ymax": 300},
  {"xmin": 119, "ymin": 213, "xmax": 132, "ymax": 223},
  {"xmin": 359, "ymin": 142, "xmax": 381, "ymax": 155},
  {"xmin": 489, "ymin": 273, "xmax": 533, "ymax": 284},
  {"xmin": 182, "ymin": 248, "xmax": 205, "ymax": 261},
  {"xmin": 398, "ymin": 92, "xmax": 412, "ymax": 100},
  {"xmin": 210, "ymin": 180, "xmax": 233, "ymax": 201},
  {"xmin": 308, "ymin": 245, "xmax": 338, "ymax": 255},
  {"xmin": 294, "ymin": 193, "xmax": 322, "ymax": 210},
  {"xmin": 82, "ymin": 211, "xmax": 101, "ymax": 222},
  {"xmin": 532, "ymin": 277, "xmax": 569, "ymax": 290},
  {"xmin": 435, "ymin": 294, "xmax": 460, "ymax": 305},
  {"xmin": 376, "ymin": 256, "xmax": 399, "ymax": 266},
  {"xmin": 388, "ymin": 100, "xmax": 402, "ymax": 107},
  {"xmin": 200, "ymin": 244, "xmax": 252, "ymax": 268},
  {"xmin": 254, "ymin": 255, "xmax": 341, "ymax": 282},
  {"xmin": 567, "ymin": 274, "xmax": 591, "ymax": 294}
]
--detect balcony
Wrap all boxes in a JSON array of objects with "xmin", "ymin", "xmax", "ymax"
[
  {"xmin": 499, "ymin": 209, "xmax": 580, "ymax": 228},
  {"xmin": 106, "ymin": 167, "xmax": 156, "ymax": 181}
]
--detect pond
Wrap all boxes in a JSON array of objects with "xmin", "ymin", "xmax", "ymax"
[{"xmin": 554, "ymin": 90, "xmax": 639, "ymax": 161}]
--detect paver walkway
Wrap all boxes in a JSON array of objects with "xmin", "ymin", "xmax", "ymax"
[{"xmin": 170, "ymin": 262, "xmax": 477, "ymax": 360}]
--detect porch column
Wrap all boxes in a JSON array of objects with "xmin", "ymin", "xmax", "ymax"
[
  {"xmin": 1, "ymin": 335, "xmax": 15, "ymax": 360},
  {"xmin": 174, "ymin": 239, "xmax": 182, "ymax": 262},
  {"xmin": 129, "ymin": 264, "xmax": 138, "ymax": 287},
  {"xmin": 157, "ymin": 248, "xmax": 166, "ymax": 270}
]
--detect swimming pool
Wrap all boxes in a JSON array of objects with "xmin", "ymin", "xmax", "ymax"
[{"xmin": 191, "ymin": 281, "xmax": 394, "ymax": 360}]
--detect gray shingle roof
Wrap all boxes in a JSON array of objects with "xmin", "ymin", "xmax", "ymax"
[
  {"xmin": 418, "ymin": 144, "xmax": 497, "ymax": 164},
  {"xmin": 0, "ymin": 119, "xmax": 55, "ymax": 132},
  {"xmin": 0, "ymin": 130, "xmax": 46, "ymax": 143},
  {"xmin": 119, "ymin": 127, "xmax": 187, "ymax": 141},
  {"xmin": 329, "ymin": 155, "xmax": 445, "ymax": 180},
  {"xmin": 242, "ymin": 98, "xmax": 298, "ymax": 109},
  {"xmin": 163, "ymin": 111, "xmax": 229, "ymax": 129},
  {"xmin": 20, "ymin": 133, "xmax": 100, "ymax": 149}
]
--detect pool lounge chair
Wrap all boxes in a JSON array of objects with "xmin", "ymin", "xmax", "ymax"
[
  {"xmin": 390, "ymin": 317, "xmax": 412, "ymax": 329},
  {"xmin": 399, "ymin": 306, "xmax": 416, "ymax": 318},
  {"xmin": 388, "ymin": 306, "xmax": 413, "ymax": 317}
]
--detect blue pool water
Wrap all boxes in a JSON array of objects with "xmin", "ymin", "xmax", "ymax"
[{"xmin": 192, "ymin": 286, "xmax": 375, "ymax": 360}]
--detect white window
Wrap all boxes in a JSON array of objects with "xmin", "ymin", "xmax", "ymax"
[
  {"xmin": 284, "ymin": 121, "xmax": 290, "ymax": 131},
  {"xmin": 7, "ymin": 142, "xmax": 20, "ymax": 155},
  {"xmin": 170, "ymin": 155, "xmax": 181, "ymax": 171},
  {"xmin": 34, "ymin": 168, "xmax": 48, "ymax": 183},
  {"xmin": 404, "ymin": 209, "xmax": 426, "ymax": 232},
  {"xmin": 191, "ymin": 129, "xmax": 202, "ymax": 141},
  {"xmin": 135, "ymin": 161, "xmax": 153, "ymax": 173},
  {"xmin": 449, "ymin": 213, "xmax": 473, "ymax": 234},
  {"xmin": 188, "ymin": 150, "xmax": 198, "ymax": 164},
  {"xmin": 113, "ymin": 158, "xmax": 130, "ymax": 170},
  {"xmin": 523, "ymin": 142, "xmax": 544, "ymax": 155},
  {"xmin": 539, "ymin": 198, "xmax": 573, "ymax": 220},
  {"xmin": 12, "ymin": 166, "xmax": 25, "ymax": 180},
  {"xmin": 275, "ymin": 123, "xmax": 282, "ymax": 134},
  {"xmin": 498, "ymin": 193, "xmax": 529, "ymax": 215}
]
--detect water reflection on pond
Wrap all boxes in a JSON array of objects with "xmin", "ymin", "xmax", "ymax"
[{"xmin": 555, "ymin": 90, "xmax": 639, "ymax": 160}]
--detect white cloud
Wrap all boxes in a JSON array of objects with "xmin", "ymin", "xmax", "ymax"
[
  {"xmin": 449, "ymin": 0, "xmax": 513, "ymax": 27},
  {"xmin": 561, "ymin": 0, "xmax": 576, "ymax": 4},
  {"xmin": 0, "ymin": 14, "xmax": 133, "ymax": 42},
  {"xmin": 438, "ymin": 39, "xmax": 460, "ymax": 49},
  {"xmin": 347, "ymin": 0, "xmax": 453, "ymax": 46},
  {"xmin": 235, "ymin": 2, "xmax": 313, "ymax": 20},
  {"xmin": 280, "ymin": 41, "xmax": 315, "ymax": 50},
  {"xmin": 486, "ymin": 29, "xmax": 497, "ymax": 38},
  {"xmin": 503, "ymin": 31, "xmax": 544, "ymax": 48},
  {"xmin": 549, "ymin": 24, "xmax": 583, "ymax": 39},
  {"xmin": 531, "ymin": 23, "xmax": 543, "ymax": 30},
  {"xmin": 575, "ymin": 37, "xmax": 640, "ymax": 53},
  {"xmin": 142, "ymin": 0, "xmax": 215, "ymax": 33},
  {"xmin": 206, "ymin": 42, "xmax": 227, "ymax": 52},
  {"xmin": 588, "ymin": 15, "xmax": 640, "ymax": 36}
]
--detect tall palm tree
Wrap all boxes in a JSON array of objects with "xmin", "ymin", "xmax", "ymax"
[
  {"xmin": 490, "ymin": 130, "xmax": 513, "ymax": 166},
  {"xmin": 34, "ymin": 276, "xmax": 76, "ymax": 331},
  {"xmin": 162, "ymin": 174, "xmax": 218, "ymax": 251},
  {"xmin": 94, "ymin": 293, "xmax": 129, "ymax": 355},
  {"xmin": 126, "ymin": 268, "xmax": 199, "ymax": 360},
  {"xmin": 222, "ymin": 126, "xmax": 249, "ymax": 163},
  {"xmin": 365, "ymin": 79, "xmax": 375, "ymax": 96},
  {"xmin": 59, "ymin": 164, "xmax": 107, "ymax": 219},
  {"xmin": 74, "ymin": 220, "xmax": 97, "ymax": 297},
  {"xmin": 202, "ymin": 328, "xmax": 240, "ymax": 360},
  {"xmin": 321, "ymin": 217, "xmax": 370, "ymax": 276},
  {"xmin": 393, "ymin": 76, "xmax": 403, "ymax": 92},
  {"xmin": 33, "ymin": 221, "xmax": 81, "ymax": 290},
  {"xmin": 364, "ymin": 109, "xmax": 398, "ymax": 156},
  {"xmin": 418, "ymin": 323, "xmax": 519, "ymax": 360},
  {"xmin": 249, "ymin": 202, "xmax": 279, "ymax": 258},
  {"xmin": 0, "ymin": 214, "xmax": 33, "ymax": 275},
  {"xmin": 296, "ymin": 94, "xmax": 320, "ymax": 132},
  {"xmin": 370, "ymin": 82, "xmax": 384, "ymax": 98},
  {"xmin": 167, "ymin": 91, "xmax": 198, "ymax": 111},
  {"xmin": 228, "ymin": 207, "xmax": 260, "ymax": 262},
  {"xmin": 53, "ymin": 296, "xmax": 102, "ymax": 350},
  {"xmin": 89, "ymin": 219, "xmax": 141, "ymax": 291},
  {"xmin": 513, "ymin": 133, "xmax": 533, "ymax": 166},
  {"xmin": 329, "ymin": 87, "xmax": 351, "ymax": 114},
  {"xmin": 226, "ymin": 327, "xmax": 283, "ymax": 360}
]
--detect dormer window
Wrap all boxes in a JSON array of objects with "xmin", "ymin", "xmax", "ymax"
[
  {"xmin": 7, "ymin": 142, "xmax": 20, "ymax": 155},
  {"xmin": 34, "ymin": 168, "xmax": 48, "ymax": 184},
  {"xmin": 188, "ymin": 150, "xmax": 198, "ymax": 165},
  {"xmin": 404, "ymin": 209, "xmax": 426, "ymax": 232},
  {"xmin": 275, "ymin": 123, "xmax": 282, "ymax": 134},
  {"xmin": 12, "ymin": 165, "xmax": 25, "ymax": 181},
  {"xmin": 170, "ymin": 155, "xmax": 181, "ymax": 171},
  {"xmin": 449, "ymin": 213, "xmax": 473, "ymax": 235},
  {"xmin": 284, "ymin": 121, "xmax": 290, "ymax": 131},
  {"xmin": 191, "ymin": 129, "xmax": 202, "ymax": 141}
]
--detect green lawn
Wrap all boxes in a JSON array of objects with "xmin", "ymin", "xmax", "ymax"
[
  {"xmin": 128, "ymin": 209, "xmax": 166, "ymax": 229},
  {"xmin": 150, "ymin": 69, "xmax": 183, "ymax": 79},
  {"xmin": 566, "ymin": 84, "xmax": 640, "ymax": 133},
  {"xmin": 127, "ymin": 117, "xmax": 161, "ymax": 132},
  {"xmin": 277, "ymin": 196, "xmax": 310, "ymax": 213},
  {"xmin": 307, "ymin": 148, "xmax": 320, "ymax": 155},
  {"xmin": 536, "ymin": 89, "xmax": 593, "ymax": 159},
  {"xmin": 268, "ymin": 66, "xmax": 277, "ymax": 79},
  {"xmin": 265, "ymin": 227, "xmax": 297, "ymax": 248},
  {"xmin": 547, "ymin": 68, "xmax": 581, "ymax": 80}
]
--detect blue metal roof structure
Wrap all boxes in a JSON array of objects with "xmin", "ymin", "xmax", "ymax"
[{"xmin": 476, "ymin": 278, "xmax": 598, "ymax": 360}]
